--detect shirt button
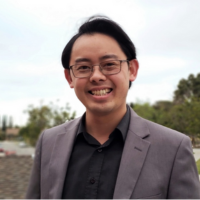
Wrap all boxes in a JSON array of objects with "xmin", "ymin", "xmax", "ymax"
[
  {"xmin": 98, "ymin": 149, "xmax": 102, "ymax": 152},
  {"xmin": 90, "ymin": 178, "xmax": 95, "ymax": 184}
]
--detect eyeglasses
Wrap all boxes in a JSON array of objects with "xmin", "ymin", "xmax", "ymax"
[{"xmin": 69, "ymin": 60, "xmax": 129, "ymax": 78}]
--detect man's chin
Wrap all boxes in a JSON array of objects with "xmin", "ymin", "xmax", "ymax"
[{"xmin": 86, "ymin": 104, "xmax": 114, "ymax": 116}]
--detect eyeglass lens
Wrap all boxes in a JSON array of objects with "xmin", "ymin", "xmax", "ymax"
[{"xmin": 72, "ymin": 60, "xmax": 122, "ymax": 78}]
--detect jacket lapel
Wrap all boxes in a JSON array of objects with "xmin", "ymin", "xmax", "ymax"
[
  {"xmin": 48, "ymin": 118, "xmax": 81, "ymax": 199},
  {"xmin": 113, "ymin": 108, "xmax": 151, "ymax": 199}
]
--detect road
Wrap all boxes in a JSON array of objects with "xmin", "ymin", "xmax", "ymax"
[
  {"xmin": 0, "ymin": 141, "xmax": 200, "ymax": 161},
  {"xmin": 0, "ymin": 141, "xmax": 35, "ymax": 156}
]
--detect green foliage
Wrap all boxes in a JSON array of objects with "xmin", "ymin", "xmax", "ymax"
[
  {"xmin": 196, "ymin": 159, "xmax": 200, "ymax": 174},
  {"xmin": 19, "ymin": 102, "xmax": 76, "ymax": 146},
  {"xmin": 130, "ymin": 102, "xmax": 157, "ymax": 122},
  {"xmin": 174, "ymin": 73, "xmax": 200, "ymax": 104},
  {"xmin": 130, "ymin": 72, "xmax": 200, "ymax": 147},
  {"xmin": 129, "ymin": 98, "xmax": 200, "ymax": 146},
  {"xmin": 172, "ymin": 72, "xmax": 200, "ymax": 145},
  {"xmin": 129, "ymin": 100, "xmax": 173, "ymax": 127},
  {"xmin": 153, "ymin": 101, "xmax": 173, "ymax": 127},
  {"xmin": 0, "ymin": 131, "xmax": 6, "ymax": 141},
  {"xmin": 167, "ymin": 98, "xmax": 200, "ymax": 138}
]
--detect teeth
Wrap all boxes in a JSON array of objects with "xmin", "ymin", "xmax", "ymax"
[{"xmin": 91, "ymin": 89, "xmax": 111, "ymax": 96}]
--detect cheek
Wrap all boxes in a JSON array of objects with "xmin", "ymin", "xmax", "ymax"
[
  {"xmin": 73, "ymin": 80, "xmax": 86, "ymax": 96},
  {"xmin": 119, "ymin": 71, "xmax": 130, "ymax": 89},
  {"xmin": 112, "ymin": 75, "xmax": 129, "ymax": 94}
]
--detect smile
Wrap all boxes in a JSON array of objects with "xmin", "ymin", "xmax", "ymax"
[{"xmin": 89, "ymin": 88, "xmax": 112, "ymax": 96}]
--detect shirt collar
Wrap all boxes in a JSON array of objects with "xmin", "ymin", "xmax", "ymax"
[
  {"xmin": 115, "ymin": 105, "xmax": 130, "ymax": 141},
  {"xmin": 77, "ymin": 105, "xmax": 130, "ymax": 141}
]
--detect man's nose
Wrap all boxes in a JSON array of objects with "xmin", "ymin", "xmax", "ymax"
[{"xmin": 89, "ymin": 65, "xmax": 106, "ymax": 82}]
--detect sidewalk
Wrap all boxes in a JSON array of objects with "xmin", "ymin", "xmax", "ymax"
[
  {"xmin": 193, "ymin": 148, "xmax": 200, "ymax": 161},
  {"xmin": 193, "ymin": 148, "xmax": 200, "ymax": 180}
]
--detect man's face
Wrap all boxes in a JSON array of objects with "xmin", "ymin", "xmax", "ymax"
[{"xmin": 65, "ymin": 33, "xmax": 138, "ymax": 116}]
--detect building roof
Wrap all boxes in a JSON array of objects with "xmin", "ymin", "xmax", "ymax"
[
  {"xmin": 0, "ymin": 155, "xmax": 33, "ymax": 199},
  {"xmin": 6, "ymin": 128, "xmax": 20, "ymax": 136}
]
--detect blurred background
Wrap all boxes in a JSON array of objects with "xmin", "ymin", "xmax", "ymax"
[{"xmin": 0, "ymin": 0, "xmax": 200, "ymax": 198}]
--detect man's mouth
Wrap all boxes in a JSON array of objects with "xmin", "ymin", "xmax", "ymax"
[{"xmin": 89, "ymin": 88, "xmax": 112, "ymax": 96}]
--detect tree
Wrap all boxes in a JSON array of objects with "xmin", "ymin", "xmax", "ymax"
[
  {"xmin": 167, "ymin": 98, "xmax": 200, "ymax": 147},
  {"xmin": 129, "ymin": 102, "xmax": 157, "ymax": 122},
  {"xmin": 174, "ymin": 73, "xmax": 200, "ymax": 104},
  {"xmin": 130, "ymin": 101, "xmax": 173, "ymax": 128},
  {"xmin": 2, "ymin": 115, "xmax": 7, "ymax": 132},
  {"xmin": 49, "ymin": 102, "xmax": 76, "ymax": 126},
  {"xmin": 152, "ymin": 101, "xmax": 173, "ymax": 128},
  {"xmin": 19, "ymin": 102, "xmax": 76, "ymax": 146},
  {"xmin": 153, "ymin": 101, "xmax": 173, "ymax": 112},
  {"xmin": 0, "ymin": 115, "xmax": 7, "ymax": 140},
  {"xmin": 8, "ymin": 116, "xmax": 13, "ymax": 128}
]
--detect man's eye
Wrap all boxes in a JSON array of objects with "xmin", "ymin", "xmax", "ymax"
[
  {"xmin": 105, "ymin": 62, "xmax": 115, "ymax": 67},
  {"xmin": 77, "ymin": 66, "xmax": 91, "ymax": 70},
  {"xmin": 103, "ymin": 62, "xmax": 117, "ymax": 69}
]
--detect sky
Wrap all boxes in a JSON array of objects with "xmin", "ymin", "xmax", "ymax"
[{"xmin": 0, "ymin": 0, "xmax": 200, "ymax": 126}]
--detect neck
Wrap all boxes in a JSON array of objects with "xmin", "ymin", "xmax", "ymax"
[{"xmin": 85, "ymin": 105, "xmax": 127, "ymax": 144}]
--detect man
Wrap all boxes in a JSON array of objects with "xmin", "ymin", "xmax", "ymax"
[{"xmin": 26, "ymin": 16, "xmax": 200, "ymax": 199}]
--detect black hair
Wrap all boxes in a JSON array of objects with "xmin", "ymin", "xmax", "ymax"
[{"xmin": 61, "ymin": 15, "xmax": 137, "ymax": 88}]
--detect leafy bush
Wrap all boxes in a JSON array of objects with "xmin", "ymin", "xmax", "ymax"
[{"xmin": 19, "ymin": 101, "xmax": 76, "ymax": 146}]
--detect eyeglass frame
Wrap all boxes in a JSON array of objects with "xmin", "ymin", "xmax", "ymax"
[{"xmin": 69, "ymin": 59, "xmax": 129, "ymax": 78}]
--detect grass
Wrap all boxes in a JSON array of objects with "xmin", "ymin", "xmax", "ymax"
[{"xmin": 196, "ymin": 159, "xmax": 200, "ymax": 174}]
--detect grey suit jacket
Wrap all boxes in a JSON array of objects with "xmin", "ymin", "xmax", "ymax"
[{"xmin": 26, "ymin": 107, "xmax": 200, "ymax": 199}]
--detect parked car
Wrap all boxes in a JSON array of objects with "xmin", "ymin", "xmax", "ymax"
[
  {"xmin": 19, "ymin": 141, "xmax": 27, "ymax": 148},
  {"xmin": 5, "ymin": 150, "xmax": 16, "ymax": 156}
]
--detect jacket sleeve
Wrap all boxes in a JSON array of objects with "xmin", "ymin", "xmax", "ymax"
[
  {"xmin": 168, "ymin": 136, "xmax": 200, "ymax": 198},
  {"xmin": 26, "ymin": 132, "xmax": 44, "ymax": 199}
]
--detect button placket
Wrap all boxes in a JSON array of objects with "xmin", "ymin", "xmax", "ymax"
[
  {"xmin": 84, "ymin": 149, "xmax": 105, "ymax": 198},
  {"xmin": 90, "ymin": 178, "xmax": 95, "ymax": 184}
]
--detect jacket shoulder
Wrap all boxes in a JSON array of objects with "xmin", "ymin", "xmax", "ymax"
[{"xmin": 41, "ymin": 117, "xmax": 81, "ymax": 142}]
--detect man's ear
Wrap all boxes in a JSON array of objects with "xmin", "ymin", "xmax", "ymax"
[
  {"xmin": 64, "ymin": 69, "xmax": 74, "ymax": 88},
  {"xmin": 129, "ymin": 59, "xmax": 139, "ymax": 82}
]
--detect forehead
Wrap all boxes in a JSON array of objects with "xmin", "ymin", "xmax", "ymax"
[{"xmin": 70, "ymin": 33, "xmax": 126, "ymax": 63}]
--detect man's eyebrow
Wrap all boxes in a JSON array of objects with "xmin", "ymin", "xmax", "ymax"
[
  {"xmin": 75, "ymin": 58, "xmax": 91, "ymax": 63},
  {"xmin": 100, "ymin": 54, "xmax": 118, "ymax": 60},
  {"xmin": 74, "ymin": 54, "xmax": 118, "ymax": 64}
]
